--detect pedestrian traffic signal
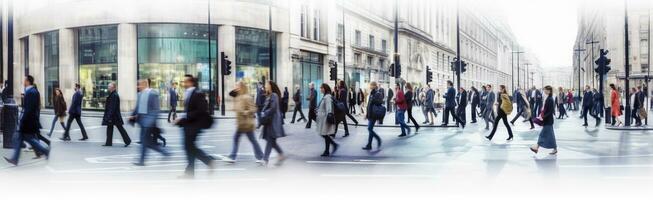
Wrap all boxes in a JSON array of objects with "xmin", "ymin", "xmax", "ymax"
[
  {"xmin": 221, "ymin": 52, "xmax": 232, "ymax": 75},
  {"xmin": 389, "ymin": 64, "xmax": 396, "ymax": 78},
  {"xmin": 329, "ymin": 60, "xmax": 338, "ymax": 81},
  {"xmin": 395, "ymin": 63, "xmax": 401, "ymax": 78},
  {"xmin": 594, "ymin": 49, "xmax": 611, "ymax": 75},
  {"xmin": 460, "ymin": 60, "xmax": 467, "ymax": 73},
  {"xmin": 426, "ymin": 66, "xmax": 433, "ymax": 83},
  {"xmin": 450, "ymin": 58, "xmax": 467, "ymax": 74}
]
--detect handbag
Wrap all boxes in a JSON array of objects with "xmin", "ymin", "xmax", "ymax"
[
  {"xmin": 371, "ymin": 104, "xmax": 386, "ymax": 120},
  {"xmin": 326, "ymin": 113, "xmax": 336, "ymax": 124}
]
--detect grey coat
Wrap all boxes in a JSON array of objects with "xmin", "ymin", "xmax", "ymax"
[
  {"xmin": 316, "ymin": 94, "xmax": 335, "ymax": 136},
  {"xmin": 484, "ymin": 91, "xmax": 496, "ymax": 117},
  {"xmin": 261, "ymin": 93, "xmax": 286, "ymax": 140},
  {"xmin": 132, "ymin": 89, "xmax": 160, "ymax": 128}
]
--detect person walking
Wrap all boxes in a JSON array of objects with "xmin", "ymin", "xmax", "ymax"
[
  {"xmin": 4, "ymin": 75, "xmax": 50, "ymax": 166},
  {"xmin": 101, "ymin": 82, "xmax": 131, "ymax": 147},
  {"xmin": 386, "ymin": 87, "xmax": 394, "ymax": 113},
  {"xmin": 530, "ymin": 86, "xmax": 558, "ymax": 155},
  {"xmin": 378, "ymin": 85, "xmax": 386, "ymax": 124},
  {"xmin": 306, "ymin": 82, "xmax": 318, "ymax": 128},
  {"xmin": 630, "ymin": 87, "xmax": 642, "ymax": 126},
  {"xmin": 483, "ymin": 85, "xmax": 496, "ymax": 130},
  {"xmin": 174, "ymin": 75, "xmax": 216, "ymax": 178},
  {"xmin": 316, "ymin": 83, "xmax": 339, "ymax": 157},
  {"xmin": 363, "ymin": 82, "xmax": 384, "ymax": 150},
  {"xmin": 423, "ymin": 85, "xmax": 436, "ymax": 125},
  {"xmin": 47, "ymin": 88, "xmax": 67, "ymax": 137},
  {"xmin": 357, "ymin": 88, "xmax": 366, "ymax": 116},
  {"xmin": 61, "ymin": 83, "xmax": 88, "ymax": 141},
  {"xmin": 456, "ymin": 87, "xmax": 467, "ymax": 126},
  {"xmin": 557, "ymin": 87, "xmax": 568, "ymax": 119},
  {"xmin": 395, "ymin": 84, "xmax": 411, "ymax": 137},
  {"xmin": 404, "ymin": 83, "xmax": 420, "ymax": 133},
  {"xmin": 334, "ymin": 80, "xmax": 355, "ymax": 137},
  {"xmin": 290, "ymin": 85, "xmax": 307, "ymax": 123},
  {"xmin": 255, "ymin": 82, "xmax": 266, "ymax": 126},
  {"xmin": 509, "ymin": 88, "xmax": 534, "ymax": 129},
  {"xmin": 260, "ymin": 81, "xmax": 287, "ymax": 166},
  {"xmin": 610, "ymin": 84, "xmax": 623, "ymax": 126},
  {"xmin": 131, "ymin": 79, "xmax": 170, "ymax": 166},
  {"xmin": 479, "ymin": 85, "xmax": 488, "ymax": 118},
  {"xmin": 582, "ymin": 85, "xmax": 600, "ymax": 127},
  {"xmin": 167, "ymin": 82, "xmax": 179, "ymax": 123},
  {"xmin": 225, "ymin": 81, "xmax": 264, "ymax": 164},
  {"xmin": 469, "ymin": 86, "xmax": 480, "ymax": 123},
  {"xmin": 442, "ymin": 81, "xmax": 464, "ymax": 128},
  {"xmin": 566, "ymin": 90, "xmax": 574, "ymax": 111},
  {"xmin": 281, "ymin": 86, "xmax": 290, "ymax": 120},
  {"xmin": 485, "ymin": 85, "xmax": 513, "ymax": 141},
  {"xmin": 349, "ymin": 87, "xmax": 357, "ymax": 114}
]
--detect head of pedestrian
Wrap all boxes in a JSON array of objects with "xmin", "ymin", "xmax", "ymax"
[
  {"xmin": 108, "ymin": 82, "xmax": 116, "ymax": 92},
  {"xmin": 137, "ymin": 79, "xmax": 149, "ymax": 92},
  {"xmin": 499, "ymin": 85, "xmax": 507, "ymax": 94},
  {"xmin": 309, "ymin": 82, "xmax": 315, "ymax": 89},
  {"xmin": 487, "ymin": 84, "xmax": 493, "ymax": 91},
  {"xmin": 54, "ymin": 87, "xmax": 63, "ymax": 97},
  {"xmin": 458, "ymin": 87, "xmax": 464, "ymax": 93},
  {"xmin": 320, "ymin": 83, "xmax": 331, "ymax": 96},
  {"xmin": 369, "ymin": 81, "xmax": 378, "ymax": 91},
  {"xmin": 338, "ymin": 80, "xmax": 346, "ymax": 90},
  {"xmin": 406, "ymin": 83, "xmax": 413, "ymax": 91},
  {"xmin": 544, "ymin": 85, "xmax": 553, "ymax": 95},
  {"xmin": 74, "ymin": 83, "xmax": 81, "ymax": 91},
  {"xmin": 585, "ymin": 85, "xmax": 591, "ymax": 91},
  {"xmin": 395, "ymin": 83, "xmax": 401, "ymax": 91},
  {"xmin": 23, "ymin": 75, "xmax": 34, "ymax": 87},
  {"xmin": 447, "ymin": 81, "xmax": 453, "ymax": 88},
  {"xmin": 183, "ymin": 74, "xmax": 198, "ymax": 89},
  {"xmin": 172, "ymin": 81, "xmax": 177, "ymax": 89},
  {"xmin": 265, "ymin": 80, "xmax": 281, "ymax": 97}
]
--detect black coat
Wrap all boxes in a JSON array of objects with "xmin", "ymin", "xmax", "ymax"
[
  {"xmin": 582, "ymin": 90, "xmax": 594, "ymax": 107},
  {"xmin": 281, "ymin": 89, "xmax": 289, "ymax": 113},
  {"xmin": 20, "ymin": 87, "xmax": 41, "ymax": 134},
  {"xmin": 308, "ymin": 88, "xmax": 318, "ymax": 119},
  {"xmin": 457, "ymin": 91, "xmax": 467, "ymax": 107},
  {"xmin": 470, "ymin": 90, "xmax": 480, "ymax": 105},
  {"xmin": 542, "ymin": 96, "xmax": 555, "ymax": 126},
  {"xmin": 102, "ymin": 91, "xmax": 124, "ymax": 125},
  {"xmin": 177, "ymin": 89, "xmax": 213, "ymax": 129},
  {"xmin": 405, "ymin": 90, "xmax": 414, "ymax": 108}
]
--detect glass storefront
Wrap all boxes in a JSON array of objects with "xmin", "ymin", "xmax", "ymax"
[
  {"xmin": 235, "ymin": 27, "xmax": 276, "ymax": 94},
  {"xmin": 137, "ymin": 23, "xmax": 217, "ymax": 110},
  {"xmin": 78, "ymin": 25, "xmax": 118, "ymax": 109},
  {"xmin": 297, "ymin": 51, "xmax": 323, "ymax": 108},
  {"xmin": 44, "ymin": 31, "xmax": 59, "ymax": 107}
]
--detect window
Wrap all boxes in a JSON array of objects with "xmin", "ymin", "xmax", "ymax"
[
  {"xmin": 355, "ymin": 30, "xmax": 361, "ymax": 46},
  {"xmin": 369, "ymin": 35, "xmax": 375, "ymax": 49},
  {"xmin": 78, "ymin": 25, "xmax": 118, "ymax": 109},
  {"xmin": 379, "ymin": 58, "xmax": 385, "ymax": 68},
  {"xmin": 313, "ymin": 9, "xmax": 320, "ymax": 40},
  {"xmin": 236, "ymin": 27, "xmax": 276, "ymax": 94},
  {"xmin": 300, "ymin": 5, "xmax": 308, "ymax": 38},
  {"xmin": 44, "ymin": 31, "xmax": 59, "ymax": 108},
  {"xmin": 337, "ymin": 47, "xmax": 344, "ymax": 63},
  {"xmin": 367, "ymin": 56, "xmax": 373, "ymax": 66},
  {"xmin": 354, "ymin": 53, "xmax": 361, "ymax": 66},
  {"xmin": 23, "ymin": 38, "xmax": 29, "ymax": 75},
  {"xmin": 381, "ymin": 39, "xmax": 387, "ymax": 53},
  {"xmin": 337, "ymin": 23, "xmax": 344, "ymax": 42}
]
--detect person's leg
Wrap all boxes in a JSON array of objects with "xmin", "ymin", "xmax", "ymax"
[
  {"xmin": 105, "ymin": 125, "xmax": 114, "ymax": 146},
  {"xmin": 75, "ymin": 116, "xmax": 88, "ymax": 139},
  {"xmin": 263, "ymin": 139, "xmax": 273, "ymax": 162},
  {"xmin": 229, "ymin": 132, "xmax": 243, "ymax": 160},
  {"xmin": 270, "ymin": 138, "xmax": 283, "ymax": 154},
  {"xmin": 62, "ymin": 116, "xmax": 75, "ymax": 139},
  {"xmin": 346, "ymin": 112, "xmax": 358, "ymax": 124},
  {"xmin": 138, "ymin": 128, "xmax": 149, "ymax": 165},
  {"xmin": 8, "ymin": 134, "xmax": 25, "ymax": 163},
  {"xmin": 245, "ymin": 132, "xmax": 264, "ymax": 160},
  {"xmin": 116, "ymin": 124, "xmax": 131, "ymax": 145},
  {"xmin": 510, "ymin": 109, "xmax": 522, "ymax": 124},
  {"xmin": 487, "ymin": 111, "xmax": 502, "ymax": 139},
  {"xmin": 365, "ymin": 119, "xmax": 376, "ymax": 147},
  {"xmin": 291, "ymin": 107, "xmax": 298, "ymax": 123},
  {"xmin": 168, "ymin": 109, "xmax": 173, "ymax": 123},
  {"xmin": 471, "ymin": 104, "xmax": 477, "ymax": 122},
  {"xmin": 341, "ymin": 116, "xmax": 350, "ymax": 135},
  {"xmin": 183, "ymin": 128, "xmax": 196, "ymax": 175},
  {"xmin": 322, "ymin": 135, "xmax": 331, "ymax": 155},
  {"xmin": 48, "ymin": 115, "xmax": 58, "ymax": 137},
  {"xmin": 59, "ymin": 116, "xmax": 67, "ymax": 130},
  {"xmin": 397, "ymin": 110, "xmax": 409, "ymax": 135},
  {"xmin": 24, "ymin": 134, "xmax": 49, "ymax": 157},
  {"xmin": 501, "ymin": 113, "xmax": 513, "ymax": 139},
  {"xmin": 582, "ymin": 106, "xmax": 589, "ymax": 125}
]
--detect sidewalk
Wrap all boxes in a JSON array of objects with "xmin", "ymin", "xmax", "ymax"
[{"xmin": 39, "ymin": 108, "xmax": 237, "ymax": 119}]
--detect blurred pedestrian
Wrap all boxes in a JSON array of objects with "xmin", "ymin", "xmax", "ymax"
[
  {"xmin": 281, "ymin": 86, "xmax": 289, "ymax": 120},
  {"xmin": 456, "ymin": 87, "xmax": 467, "ymax": 126},
  {"xmin": 334, "ymin": 80, "xmax": 355, "ymax": 137},
  {"xmin": 225, "ymin": 81, "xmax": 264, "ymax": 164},
  {"xmin": 167, "ymin": 82, "xmax": 178, "ymax": 123},
  {"xmin": 395, "ymin": 83, "xmax": 410, "ymax": 137},
  {"xmin": 610, "ymin": 84, "xmax": 623, "ymax": 126},
  {"xmin": 423, "ymin": 85, "xmax": 436, "ymax": 125},
  {"xmin": 557, "ymin": 87, "xmax": 569, "ymax": 119},
  {"xmin": 306, "ymin": 82, "xmax": 318, "ymax": 128},
  {"xmin": 290, "ymin": 85, "xmax": 307, "ymax": 123},
  {"xmin": 510, "ymin": 88, "xmax": 534, "ymax": 129},
  {"xmin": 349, "ymin": 87, "xmax": 357, "ymax": 114},
  {"xmin": 131, "ymin": 79, "xmax": 170, "ymax": 166},
  {"xmin": 363, "ymin": 82, "xmax": 383, "ymax": 150},
  {"xmin": 357, "ymin": 88, "xmax": 365, "ymax": 115},
  {"xmin": 61, "ymin": 83, "xmax": 88, "ymax": 141},
  {"xmin": 483, "ymin": 85, "xmax": 496, "ymax": 130},
  {"xmin": 469, "ymin": 86, "xmax": 480, "ymax": 123},
  {"xmin": 260, "ymin": 81, "xmax": 287, "ymax": 166},
  {"xmin": 404, "ymin": 83, "xmax": 419, "ymax": 132},
  {"xmin": 530, "ymin": 85, "xmax": 557, "ymax": 155},
  {"xmin": 485, "ymin": 85, "xmax": 513, "ymax": 141},
  {"xmin": 174, "ymin": 75, "xmax": 216, "ymax": 178},
  {"xmin": 582, "ymin": 85, "xmax": 600, "ymax": 127},
  {"xmin": 443, "ymin": 81, "xmax": 464, "ymax": 128},
  {"xmin": 47, "ymin": 88, "xmax": 67, "ymax": 137},
  {"xmin": 4, "ymin": 75, "xmax": 49, "ymax": 166},
  {"xmin": 316, "ymin": 83, "xmax": 338, "ymax": 157},
  {"xmin": 102, "ymin": 82, "xmax": 131, "ymax": 147}
]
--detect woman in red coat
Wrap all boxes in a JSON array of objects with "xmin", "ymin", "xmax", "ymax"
[{"xmin": 610, "ymin": 83, "xmax": 623, "ymax": 126}]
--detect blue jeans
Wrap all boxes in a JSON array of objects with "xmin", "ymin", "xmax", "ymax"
[
  {"xmin": 229, "ymin": 131, "xmax": 264, "ymax": 160},
  {"xmin": 48, "ymin": 116, "xmax": 66, "ymax": 137},
  {"xmin": 366, "ymin": 119, "xmax": 381, "ymax": 147},
  {"xmin": 396, "ymin": 109, "xmax": 409, "ymax": 134},
  {"xmin": 138, "ymin": 127, "xmax": 169, "ymax": 164},
  {"xmin": 11, "ymin": 133, "xmax": 49, "ymax": 163}
]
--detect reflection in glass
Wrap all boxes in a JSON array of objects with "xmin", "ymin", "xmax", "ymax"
[
  {"xmin": 44, "ymin": 31, "xmax": 59, "ymax": 107},
  {"xmin": 236, "ymin": 27, "xmax": 275, "ymax": 95},
  {"xmin": 78, "ymin": 25, "xmax": 118, "ymax": 109}
]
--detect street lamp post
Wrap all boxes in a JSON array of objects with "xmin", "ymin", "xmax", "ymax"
[
  {"xmin": 624, "ymin": 0, "xmax": 632, "ymax": 126},
  {"xmin": 268, "ymin": 0, "xmax": 274, "ymax": 81},
  {"xmin": 512, "ymin": 50, "xmax": 524, "ymax": 90},
  {"xmin": 586, "ymin": 36, "xmax": 599, "ymax": 89},
  {"xmin": 524, "ymin": 63, "xmax": 531, "ymax": 89},
  {"xmin": 574, "ymin": 43, "xmax": 586, "ymax": 102}
]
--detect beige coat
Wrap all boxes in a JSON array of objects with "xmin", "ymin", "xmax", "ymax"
[
  {"xmin": 316, "ymin": 94, "xmax": 335, "ymax": 136},
  {"xmin": 234, "ymin": 94, "xmax": 256, "ymax": 132}
]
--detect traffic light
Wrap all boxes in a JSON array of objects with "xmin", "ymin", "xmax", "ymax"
[
  {"xmin": 329, "ymin": 60, "xmax": 338, "ymax": 81},
  {"xmin": 389, "ymin": 64, "xmax": 395, "ymax": 78},
  {"xmin": 221, "ymin": 52, "xmax": 232, "ymax": 75},
  {"xmin": 395, "ymin": 64, "xmax": 401, "ymax": 78},
  {"xmin": 460, "ymin": 60, "xmax": 467, "ymax": 73},
  {"xmin": 594, "ymin": 49, "xmax": 611, "ymax": 75},
  {"xmin": 426, "ymin": 66, "xmax": 433, "ymax": 84},
  {"xmin": 450, "ymin": 58, "xmax": 458, "ymax": 72}
]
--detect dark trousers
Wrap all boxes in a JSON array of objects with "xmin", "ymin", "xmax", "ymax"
[
  {"xmin": 470, "ymin": 103, "xmax": 478, "ymax": 122},
  {"xmin": 456, "ymin": 105, "xmax": 466, "ymax": 124},
  {"xmin": 168, "ymin": 106, "xmax": 177, "ymax": 122},
  {"xmin": 184, "ymin": 127, "xmax": 214, "ymax": 175},
  {"xmin": 306, "ymin": 109, "xmax": 316, "ymax": 128},
  {"xmin": 64, "ymin": 114, "xmax": 88, "ymax": 139},
  {"xmin": 349, "ymin": 102, "xmax": 356, "ymax": 114},
  {"xmin": 406, "ymin": 106, "xmax": 419, "ymax": 129},
  {"xmin": 487, "ymin": 110, "xmax": 513, "ymax": 139},
  {"xmin": 510, "ymin": 108, "xmax": 534, "ymax": 128},
  {"xmin": 291, "ymin": 104, "xmax": 306, "ymax": 123},
  {"xmin": 322, "ymin": 135, "xmax": 337, "ymax": 154},
  {"xmin": 582, "ymin": 105, "xmax": 600, "ymax": 125},
  {"xmin": 138, "ymin": 127, "xmax": 169, "ymax": 165},
  {"xmin": 632, "ymin": 108, "xmax": 642, "ymax": 125},
  {"xmin": 557, "ymin": 104, "xmax": 568, "ymax": 118},
  {"xmin": 443, "ymin": 106, "xmax": 462, "ymax": 125},
  {"xmin": 10, "ymin": 133, "xmax": 49, "ymax": 163},
  {"xmin": 263, "ymin": 138, "xmax": 283, "ymax": 162},
  {"xmin": 365, "ymin": 119, "xmax": 382, "ymax": 148},
  {"xmin": 105, "ymin": 124, "xmax": 131, "ymax": 146},
  {"xmin": 334, "ymin": 115, "xmax": 349, "ymax": 135}
]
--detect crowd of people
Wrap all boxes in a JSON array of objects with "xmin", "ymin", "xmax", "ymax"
[{"xmin": 3, "ymin": 73, "xmax": 652, "ymax": 178}]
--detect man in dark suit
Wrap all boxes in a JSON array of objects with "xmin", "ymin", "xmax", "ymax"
[
  {"xmin": 167, "ymin": 82, "xmax": 178, "ymax": 123},
  {"xmin": 386, "ymin": 88, "xmax": 394, "ymax": 113},
  {"xmin": 469, "ymin": 86, "xmax": 480, "ymax": 123},
  {"xmin": 442, "ymin": 81, "xmax": 464, "ymax": 128},
  {"xmin": 290, "ymin": 85, "xmax": 306, "ymax": 123},
  {"xmin": 131, "ymin": 79, "xmax": 170, "ymax": 166},
  {"xmin": 175, "ymin": 75, "xmax": 215, "ymax": 178},
  {"xmin": 306, "ymin": 82, "xmax": 318, "ymax": 128},
  {"xmin": 102, "ymin": 82, "xmax": 131, "ymax": 147},
  {"xmin": 4, "ymin": 75, "xmax": 49, "ymax": 166},
  {"xmin": 61, "ymin": 83, "xmax": 88, "ymax": 141},
  {"xmin": 456, "ymin": 87, "xmax": 468, "ymax": 126},
  {"xmin": 582, "ymin": 85, "xmax": 600, "ymax": 127}
]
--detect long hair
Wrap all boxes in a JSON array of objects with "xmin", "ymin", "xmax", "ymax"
[
  {"xmin": 406, "ymin": 83, "xmax": 413, "ymax": 91},
  {"xmin": 609, "ymin": 83, "xmax": 616, "ymax": 90},
  {"xmin": 321, "ymin": 83, "xmax": 332, "ymax": 95},
  {"xmin": 499, "ymin": 85, "xmax": 507, "ymax": 94},
  {"xmin": 267, "ymin": 81, "xmax": 281, "ymax": 97}
]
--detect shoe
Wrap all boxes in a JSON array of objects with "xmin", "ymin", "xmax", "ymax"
[
  {"xmin": 461, "ymin": 123, "xmax": 466, "ymax": 129},
  {"xmin": 530, "ymin": 147, "xmax": 538, "ymax": 154},
  {"xmin": 398, "ymin": 133, "xmax": 407, "ymax": 137},
  {"xmin": 415, "ymin": 126, "xmax": 420, "ymax": 133},
  {"xmin": 275, "ymin": 155, "xmax": 286, "ymax": 166},
  {"xmin": 320, "ymin": 152, "xmax": 330, "ymax": 157},
  {"xmin": 162, "ymin": 140, "xmax": 167, "ymax": 147},
  {"xmin": 596, "ymin": 120, "xmax": 601, "ymax": 127},
  {"xmin": 549, "ymin": 150, "xmax": 558, "ymax": 155},
  {"xmin": 255, "ymin": 160, "xmax": 265, "ymax": 166},
  {"xmin": 343, "ymin": 133, "xmax": 350, "ymax": 137},
  {"xmin": 223, "ymin": 157, "xmax": 236, "ymax": 164},
  {"xmin": 362, "ymin": 145, "xmax": 372, "ymax": 150},
  {"xmin": 506, "ymin": 136, "xmax": 513, "ymax": 141},
  {"xmin": 59, "ymin": 137, "xmax": 71, "ymax": 141},
  {"xmin": 377, "ymin": 139, "xmax": 382, "ymax": 149},
  {"xmin": 582, "ymin": 124, "xmax": 588, "ymax": 127},
  {"xmin": 4, "ymin": 157, "xmax": 17, "ymax": 166},
  {"xmin": 102, "ymin": 144, "xmax": 112, "ymax": 147},
  {"xmin": 510, "ymin": 122, "xmax": 515, "ymax": 126},
  {"xmin": 290, "ymin": 121, "xmax": 295, "ymax": 124},
  {"xmin": 79, "ymin": 137, "xmax": 88, "ymax": 141},
  {"xmin": 485, "ymin": 136, "xmax": 492, "ymax": 141},
  {"xmin": 530, "ymin": 126, "xmax": 535, "ymax": 130},
  {"xmin": 471, "ymin": 121, "xmax": 477, "ymax": 124},
  {"xmin": 124, "ymin": 142, "xmax": 131, "ymax": 147},
  {"xmin": 332, "ymin": 143, "xmax": 339, "ymax": 155}
]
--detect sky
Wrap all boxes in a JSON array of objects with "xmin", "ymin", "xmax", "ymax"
[{"xmin": 490, "ymin": 0, "xmax": 582, "ymax": 69}]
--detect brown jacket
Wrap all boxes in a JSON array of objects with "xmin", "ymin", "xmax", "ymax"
[
  {"xmin": 234, "ymin": 93, "xmax": 256, "ymax": 132},
  {"xmin": 53, "ymin": 95, "xmax": 67, "ymax": 117}
]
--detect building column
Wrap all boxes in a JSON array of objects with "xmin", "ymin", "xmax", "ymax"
[
  {"xmin": 218, "ymin": 25, "xmax": 235, "ymax": 111},
  {"xmin": 59, "ymin": 28, "xmax": 77, "ymax": 104},
  {"xmin": 276, "ymin": 31, "xmax": 292, "ymax": 90},
  {"xmin": 117, "ymin": 23, "xmax": 137, "ymax": 111},
  {"xmin": 28, "ymin": 34, "xmax": 44, "ymax": 106}
]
